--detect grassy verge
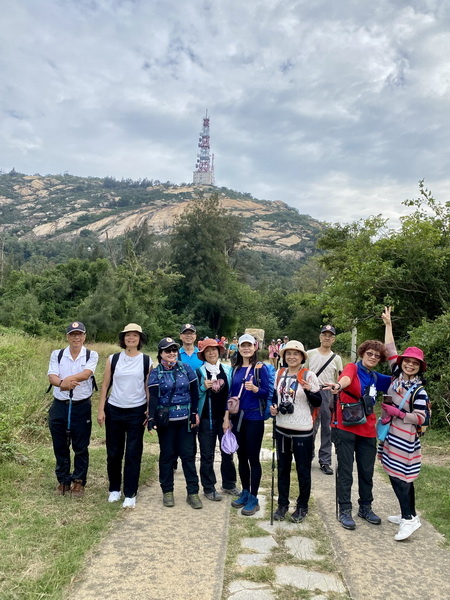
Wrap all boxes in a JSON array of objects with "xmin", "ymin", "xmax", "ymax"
[{"xmin": 0, "ymin": 332, "xmax": 158, "ymax": 600}]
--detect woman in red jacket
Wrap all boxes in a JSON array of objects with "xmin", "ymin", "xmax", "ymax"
[{"xmin": 327, "ymin": 340, "xmax": 391, "ymax": 530}]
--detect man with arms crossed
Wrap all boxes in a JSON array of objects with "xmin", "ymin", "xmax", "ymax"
[
  {"xmin": 305, "ymin": 325, "xmax": 343, "ymax": 475},
  {"xmin": 47, "ymin": 322, "xmax": 98, "ymax": 497}
]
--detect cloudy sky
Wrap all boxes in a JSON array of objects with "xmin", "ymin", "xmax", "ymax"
[{"xmin": 1, "ymin": 0, "xmax": 449, "ymax": 224}]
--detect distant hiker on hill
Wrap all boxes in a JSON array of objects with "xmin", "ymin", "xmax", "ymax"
[
  {"xmin": 47, "ymin": 321, "xmax": 98, "ymax": 497},
  {"xmin": 304, "ymin": 325, "xmax": 343, "ymax": 476}
]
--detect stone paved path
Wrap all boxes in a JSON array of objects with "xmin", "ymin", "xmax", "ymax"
[{"xmin": 66, "ymin": 427, "xmax": 450, "ymax": 600}]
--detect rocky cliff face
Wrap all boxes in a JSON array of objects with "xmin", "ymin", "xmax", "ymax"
[{"xmin": 0, "ymin": 174, "xmax": 322, "ymax": 259}]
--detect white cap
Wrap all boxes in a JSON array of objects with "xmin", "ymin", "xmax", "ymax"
[{"xmin": 238, "ymin": 333, "xmax": 256, "ymax": 345}]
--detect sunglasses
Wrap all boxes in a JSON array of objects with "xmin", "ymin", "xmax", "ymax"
[
  {"xmin": 163, "ymin": 347, "xmax": 178, "ymax": 353},
  {"xmin": 365, "ymin": 351, "xmax": 381, "ymax": 359}
]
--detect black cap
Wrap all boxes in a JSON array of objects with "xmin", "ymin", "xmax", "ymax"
[
  {"xmin": 66, "ymin": 321, "xmax": 86, "ymax": 334},
  {"xmin": 180, "ymin": 323, "xmax": 196, "ymax": 334},
  {"xmin": 320, "ymin": 325, "xmax": 336, "ymax": 335},
  {"xmin": 158, "ymin": 337, "xmax": 180, "ymax": 351}
]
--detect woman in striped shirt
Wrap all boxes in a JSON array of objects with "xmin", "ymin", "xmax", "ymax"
[{"xmin": 379, "ymin": 307, "xmax": 428, "ymax": 541}]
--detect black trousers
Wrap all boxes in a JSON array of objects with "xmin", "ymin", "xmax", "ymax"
[
  {"xmin": 390, "ymin": 476, "xmax": 416, "ymax": 519},
  {"xmin": 335, "ymin": 428, "xmax": 377, "ymax": 511},
  {"xmin": 198, "ymin": 417, "xmax": 237, "ymax": 493},
  {"xmin": 157, "ymin": 419, "xmax": 199, "ymax": 495},
  {"xmin": 232, "ymin": 418, "xmax": 264, "ymax": 497},
  {"xmin": 48, "ymin": 399, "xmax": 92, "ymax": 486},
  {"xmin": 276, "ymin": 431, "xmax": 313, "ymax": 510},
  {"xmin": 105, "ymin": 402, "xmax": 146, "ymax": 498}
]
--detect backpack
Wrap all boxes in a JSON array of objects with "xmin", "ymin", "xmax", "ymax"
[
  {"xmin": 276, "ymin": 367, "xmax": 321, "ymax": 423},
  {"xmin": 254, "ymin": 361, "xmax": 276, "ymax": 419},
  {"xmin": 46, "ymin": 348, "xmax": 98, "ymax": 393},
  {"xmin": 409, "ymin": 384, "xmax": 431, "ymax": 437},
  {"xmin": 107, "ymin": 352, "xmax": 151, "ymax": 396}
]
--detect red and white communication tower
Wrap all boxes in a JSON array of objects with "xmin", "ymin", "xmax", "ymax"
[{"xmin": 193, "ymin": 110, "xmax": 215, "ymax": 185}]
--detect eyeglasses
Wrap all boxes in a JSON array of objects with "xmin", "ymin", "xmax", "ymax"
[{"xmin": 365, "ymin": 351, "xmax": 381, "ymax": 359}]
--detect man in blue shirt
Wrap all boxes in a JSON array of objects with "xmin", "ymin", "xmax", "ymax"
[{"xmin": 179, "ymin": 324, "xmax": 203, "ymax": 370}]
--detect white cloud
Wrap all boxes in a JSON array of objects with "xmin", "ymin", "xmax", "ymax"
[{"xmin": 1, "ymin": 0, "xmax": 450, "ymax": 225}]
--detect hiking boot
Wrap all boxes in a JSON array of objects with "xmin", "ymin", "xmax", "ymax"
[
  {"xmin": 320, "ymin": 463, "xmax": 333, "ymax": 475},
  {"xmin": 163, "ymin": 492, "xmax": 175, "ymax": 507},
  {"xmin": 186, "ymin": 494, "xmax": 203, "ymax": 509},
  {"xmin": 122, "ymin": 496, "xmax": 136, "ymax": 509},
  {"xmin": 339, "ymin": 509, "xmax": 356, "ymax": 530},
  {"xmin": 108, "ymin": 491, "xmax": 121, "ymax": 503},
  {"xmin": 273, "ymin": 505, "xmax": 289, "ymax": 521},
  {"xmin": 394, "ymin": 517, "xmax": 422, "ymax": 541},
  {"xmin": 241, "ymin": 493, "xmax": 260, "ymax": 516},
  {"xmin": 221, "ymin": 486, "xmax": 240, "ymax": 496},
  {"xmin": 71, "ymin": 480, "xmax": 85, "ymax": 497},
  {"xmin": 291, "ymin": 507, "xmax": 308, "ymax": 523},
  {"xmin": 231, "ymin": 489, "xmax": 250, "ymax": 508},
  {"xmin": 55, "ymin": 483, "xmax": 71, "ymax": 495},
  {"xmin": 357, "ymin": 504, "xmax": 381, "ymax": 525},
  {"xmin": 204, "ymin": 490, "xmax": 223, "ymax": 502}
]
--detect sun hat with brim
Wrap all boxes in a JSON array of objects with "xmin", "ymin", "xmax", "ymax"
[
  {"xmin": 279, "ymin": 340, "xmax": 307, "ymax": 362},
  {"xmin": 197, "ymin": 339, "xmax": 225, "ymax": 361},
  {"xmin": 238, "ymin": 333, "xmax": 256, "ymax": 346},
  {"xmin": 396, "ymin": 347, "xmax": 427, "ymax": 371},
  {"xmin": 121, "ymin": 323, "xmax": 143, "ymax": 334},
  {"xmin": 158, "ymin": 337, "xmax": 180, "ymax": 351}
]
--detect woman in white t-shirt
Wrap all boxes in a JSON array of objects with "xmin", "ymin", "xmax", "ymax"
[{"xmin": 98, "ymin": 323, "xmax": 152, "ymax": 509}]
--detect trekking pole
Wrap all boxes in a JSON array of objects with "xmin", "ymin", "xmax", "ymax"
[
  {"xmin": 270, "ymin": 416, "xmax": 276, "ymax": 525},
  {"xmin": 63, "ymin": 389, "xmax": 73, "ymax": 496}
]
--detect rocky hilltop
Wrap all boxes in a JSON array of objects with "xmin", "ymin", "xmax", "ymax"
[{"xmin": 0, "ymin": 173, "xmax": 322, "ymax": 259}]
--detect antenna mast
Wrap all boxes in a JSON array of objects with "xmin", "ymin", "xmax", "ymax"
[{"xmin": 193, "ymin": 110, "xmax": 215, "ymax": 185}]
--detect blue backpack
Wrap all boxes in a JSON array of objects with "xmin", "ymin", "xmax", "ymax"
[{"xmin": 254, "ymin": 361, "xmax": 276, "ymax": 419}]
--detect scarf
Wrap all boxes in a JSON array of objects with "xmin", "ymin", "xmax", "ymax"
[
  {"xmin": 161, "ymin": 359, "xmax": 177, "ymax": 370},
  {"xmin": 391, "ymin": 372, "xmax": 421, "ymax": 395},
  {"xmin": 204, "ymin": 361, "xmax": 224, "ymax": 392}
]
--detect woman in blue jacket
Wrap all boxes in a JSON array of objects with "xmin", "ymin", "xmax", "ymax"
[
  {"xmin": 223, "ymin": 333, "xmax": 271, "ymax": 516},
  {"xmin": 197, "ymin": 339, "xmax": 237, "ymax": 501},
  {"xmin": 147, "ymin": 337, "xmax": 201, "ymax": 510}
]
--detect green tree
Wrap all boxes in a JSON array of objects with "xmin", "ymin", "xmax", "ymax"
[{"xmin": 170, "ymin": 194, "xmax": 242, "ymax": 334}]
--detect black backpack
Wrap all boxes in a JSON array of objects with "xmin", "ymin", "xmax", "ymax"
[
  {"xmin": 46, "ymin": 348, "xmax": 98, "ymax": 393},
  {"xmin": 107, "ymin": 352, "xmax": 151, "ymax": 396}
]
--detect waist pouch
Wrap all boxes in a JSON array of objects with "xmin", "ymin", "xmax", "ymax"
[
  {"xmin": 155, "ymin": 406, "xmax": 170, "ymax": 428},
  {"xmin": 341, "ymin": 400, "xmax": 367, "ymax": 426}
]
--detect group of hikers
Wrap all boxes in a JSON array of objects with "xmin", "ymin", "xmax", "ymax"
[{"xmin": 47, "ymin": 308, "xmax": 429, "ymax": 541}]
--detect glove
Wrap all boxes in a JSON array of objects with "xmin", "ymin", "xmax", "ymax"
[
  {"xmin": 381, "ymin": 403, "xmax": 404, "ymax": 419},
  {"xmin": 147, "ymin": 417, "xmax": 156, "ymax": 431},
  {"xmin": 381, "ymin": 416, "xmax": 391, "ymax": 425}
]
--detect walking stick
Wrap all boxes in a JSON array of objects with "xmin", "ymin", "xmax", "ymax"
[
  {"xmin": 270, "ymin": 416, "xmax": 276, "ymax": 525},
  {"xmin": 63, "ymin": 389, "xmax": 73, "ymax": 496}
]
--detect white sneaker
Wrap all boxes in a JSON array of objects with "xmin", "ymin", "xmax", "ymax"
[
  {"xmin": 388, "ymin": 514, "xmax": 402, "ymax": 524},
  {"xmin": 122, "ymin": 496, "xmax": 136, "ymax": 509},
  {"xmin": 394, "ymin": 517, "xmax": 422, "ymax": 541},
  {"xmin": 108, "ymin": 491, "xmax": 121, "ymax": 503},
  {"xmin": 388, "ymin": 514, "xmax": 420, "ymax": 525}
]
